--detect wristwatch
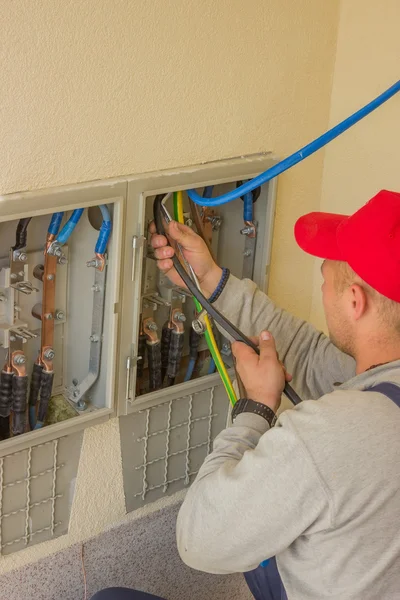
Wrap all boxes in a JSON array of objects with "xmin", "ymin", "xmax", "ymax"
[{"xmin": 231, "ymin": 398, "xmax": 277, "ymax": 427}]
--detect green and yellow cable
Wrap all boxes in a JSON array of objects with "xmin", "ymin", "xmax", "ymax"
[{"xmin": 174, "ymin": 191, "xmax": 237, "ymax": 406}]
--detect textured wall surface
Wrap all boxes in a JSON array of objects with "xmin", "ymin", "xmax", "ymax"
[
  {"xmin": 309, "ymin": 0, "xmax": 400, "ymax": 331},
  {"xmin": 0, "ymin": 0, "xmax": 340, "ymax": 578}
]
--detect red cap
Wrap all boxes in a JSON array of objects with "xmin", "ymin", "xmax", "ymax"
[{"xmin": 294, "ymin": 190, "xmax": 400, "ymax": 302}]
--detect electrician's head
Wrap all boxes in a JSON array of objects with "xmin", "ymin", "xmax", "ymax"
[{"xmin": 295, "ymin": 190, "xmax": 400, "ymax": 357}]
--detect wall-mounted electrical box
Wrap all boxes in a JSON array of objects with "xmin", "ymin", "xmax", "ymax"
[
  {"xmin": 0, "ymin": 155, "xmax": 277, "ymax": 462},
  {"xmin": 0, "ymin": 183, "xmax": 124, "ymax": 454},
  {"xmin": 117, "ymin": 154, "xmax": 277, "ymax": 418}
]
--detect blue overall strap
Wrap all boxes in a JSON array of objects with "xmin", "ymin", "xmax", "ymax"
[
  {"xmin": 365, "ymin": 382, "xmax": 400, "ymax": 408},
  {"xmin": 244, "ymin": 557, "xmax": 287, "ymax": 600}
]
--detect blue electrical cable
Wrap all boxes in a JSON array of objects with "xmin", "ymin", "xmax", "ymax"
[
  {"xmin": 208, "ymin": 357, "xmax": 216, "ymax": 375},
  {"xmin": 95, "ymin": 204, "xmax": 112, "ymax": 255},
  {"xmin": 48, "ymin": 212, "xmax": 64, "ymax": 236},
  {"xmin": 242, "ymin": 184, "xmax": 253, "ymax": 222},
  {"xmin": 203, "ymin": 185, "xmax": 214, "ymax": 199},
  {"xmin": 188, "ymin": 80, "xmax": 400, "ymax": 207},
  {"xmin": 184, "ymin": 358, "xmax": 196, "ymax": 382},
  {"xmin": 56, "ymin": 209, "xmax": 84, "ymax": 245}
]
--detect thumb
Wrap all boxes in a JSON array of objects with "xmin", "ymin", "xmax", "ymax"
[
  {"xmin": 167, "ymin": 220, "xmax": 195, "ymax": 245},
  {"xmin": 259, "ymin": 331, "xmax": 277, "ymax": 363}
]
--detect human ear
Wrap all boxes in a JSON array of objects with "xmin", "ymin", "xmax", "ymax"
[{"xmin": 348, "ymin": 284, "xmax": 368, "ymax": 321}]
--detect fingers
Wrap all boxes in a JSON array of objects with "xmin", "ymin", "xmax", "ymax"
[
  {"xmin": 259, "ymin": 331, "xmax": 279, "ymax": 366},
  {"xmin": 231, "ymin": 341, "xmax": 258, "ymax": 362},
  {"xmin": 166, "ymin": 220, "xmax": 203, "ymax": 251},
  {"xmin": 153, "ymin": 246, "xmax": 175, "ymax": 260}
]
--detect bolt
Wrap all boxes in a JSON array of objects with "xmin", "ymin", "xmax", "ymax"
[
  {"xmin": 53, "ymin": 245, "xmax": 63, "ymax": 257},
  {"xmin": 47, "ymin": 274, "xmax": 54, "ymax": 281},
  {"xmin": 9, "ymin": 336, "xmax": 16, "ymax": 342},
  {"xmin": 44, "ymin": 348, "xmax": 55, "ymax": 360},
  {"xmin": 175, "ymin": 312, "xmax": 186, "ymax": 323},
  {"xmin": 72, "ymin": 378, "xmax": 78, "ymax": 386},
  {"xmin": 14, "ymin": 354, "xmax": 26, "ymax": 366},
  {"xmin": 185, "ymin": 218, "xmax": 193, "ymax": 228},
  {"xmin": 222, "ymin": 343, "xmax": 230, "ymax": 352},
  {"xmin": 76, "ymin": 399, "xmax": 86, "ymax": 411},
  {"xmin": 89, "ymin": 334, "xmax": 99, "ymax": 342},
  {"xmin": 44, "ymin": 312, "xmax": 53, "ymax": 320},
  {"xmin": 146, "ymin": 322, "xmax": 158, "ymax": 332},
  {"xmin": 14, "ymin": 305, "xmax": 21, "ymax": 312},
  {"xmin": 55, "ymin": 310, "xmax": 65, "ymax": 320},
  {"xmin": 243, "ymin": 249, "xmax": 252, "ymax": 257},
  {"xmin": 10, "ymin": 273, "xmax": 17, "ymax": 280},
  {"xmin": 240, "ymin": 226, "xmax": 253, "ymax": 236},
  {"xmin": 73, "ymin": 390, "xmax": 80, "ymax": 398},
  {"xmin": 91, "ymin": 284, "xmax": 100, "ymax": 292},
  {"xmin": 86, "ymin": 259, "xmax": 98, "ymax": 268},
  {"xmin": 16, "ymin": 252, "xmax": 27, "ymax": 262},
  {"xmin": 57, "ymin": 255, "xmax": 68, "ymax": 265}
]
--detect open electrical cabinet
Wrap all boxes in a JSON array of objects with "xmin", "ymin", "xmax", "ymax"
[
  {"xmin": 117, "ymin": 154, "xmax": 277, "ymax": 417},
  {"xmin": 0, "ymin": 155, "xmax": 277, "ymax": 458},
  {"xmin": 0, "ymin": 183, "xmax": 123, "ymax": 454}
]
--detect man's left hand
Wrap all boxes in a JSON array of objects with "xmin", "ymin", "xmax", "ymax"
[{"xmin": 231, "ymin": 331, "xmax": 292, "ymax": 413}]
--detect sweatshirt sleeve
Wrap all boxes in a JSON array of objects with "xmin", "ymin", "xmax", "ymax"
[
  {"xmin": 176, "ymin": 410, "xmax": 332, "ymax": 575},
  {"xmin": 213, "ymin": 275, "xmax": 355, "ymax": 399}
]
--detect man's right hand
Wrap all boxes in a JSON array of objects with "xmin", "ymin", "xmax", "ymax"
[{"xmin": 149, "ymin": 220, "xmax": 223, "ymax": 298}]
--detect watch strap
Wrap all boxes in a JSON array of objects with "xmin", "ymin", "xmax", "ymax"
[{"xmin": 231, "ymin": 398, "xmax": 276, "ymax": 427}]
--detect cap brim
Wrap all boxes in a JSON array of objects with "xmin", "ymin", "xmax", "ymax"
[{"xmin": 294, "ymin": 212, "xmax": 348, "ymax": 260}]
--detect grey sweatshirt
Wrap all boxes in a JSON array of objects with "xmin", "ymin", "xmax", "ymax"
[{"xmin": 176, "ymin": 275, "xmax": 400, "ymax": 600}]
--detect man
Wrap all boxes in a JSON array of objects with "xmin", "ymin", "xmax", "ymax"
[{"xmin": 150, "ymin": 189, "xmax": 400, "ymax": 600}]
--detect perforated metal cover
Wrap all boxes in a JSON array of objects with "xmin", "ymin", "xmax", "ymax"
[
  {"xmin": 120, "ymin": 376, "xmax": 230, "ymax": 512},
  {"xmin": 0, "ymin": 432, "xmax": 82, "ymax": 555}
]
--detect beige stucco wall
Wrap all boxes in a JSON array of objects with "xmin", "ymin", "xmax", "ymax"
[
  {"xmin": 0, "ymin": 0, "xmax": 340, "ymax": 572},
  {"xmin": 310, "ymin": 0, "xmax": 400, "ymax": 331}
]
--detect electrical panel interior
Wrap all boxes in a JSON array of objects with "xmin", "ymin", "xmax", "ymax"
[
  {"xmin": 134, "ymin": 181, "xmax": 271, "ymax": 399},
  {"xmin": 0, "ymin": 204, "xmax": 118, "ymax": 443}
]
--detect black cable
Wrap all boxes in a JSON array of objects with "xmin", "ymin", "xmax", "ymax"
[
  {"xmin": 28, "ymin": 363, "xmax": 43, "ymax": 429},
  {"xmin": 37, "ymin": 370, "xmax": 54, "ymax": 425},
  {"xmin": 0, "ymin": 371, "xmax": 13, "ymax": 439},
  {"xmin": 153, "ymin": 194, "xmax": 302, "ymax": 406},
  {"xmin": 161, "ymin": 323, "xmax": 172, "ymax": 382},
  {"xmin": 12, "ymin": 218, "xmax": 32, "ymax": 251},
  {"xmin": 147, "ymin": 341, "xmax": 162, "ymax": 391},
  {"xmin": 12, "ymin": 375, "xmax": 28, "ymax": 435},
  {"xmin": 167, "ymin": 330, "xmax": 184, "ymax": 381}
]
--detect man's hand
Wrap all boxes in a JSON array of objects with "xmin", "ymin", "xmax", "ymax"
[
  {"xmin": 149, "ymin": 220, "xmax": 222, "ymax": 297},
  {"xmin": 231, "ymin": 331, "xmax": 292, "ymax": 413}
]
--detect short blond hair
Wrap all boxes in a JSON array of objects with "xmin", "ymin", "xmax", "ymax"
[{"xmin": 333, "ymin": 261, "xmax": 400, "ymax": 334}]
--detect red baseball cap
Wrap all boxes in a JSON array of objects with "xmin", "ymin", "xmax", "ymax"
[{"xmin": 294, "ymin": 190, "xmax": 400, "ymax": 302}]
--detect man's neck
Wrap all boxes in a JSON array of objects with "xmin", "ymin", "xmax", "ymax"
[{"xmin": 356, "ymin": 345, "xmax": 400, "ymax": 374}]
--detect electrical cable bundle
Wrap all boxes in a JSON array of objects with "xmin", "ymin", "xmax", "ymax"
[{"xmin": 154, "ymin": 194, "xmax": 302, "ymax": 406}]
